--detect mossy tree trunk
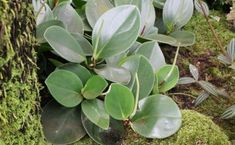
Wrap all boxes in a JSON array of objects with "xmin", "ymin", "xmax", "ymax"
[{"xmin": 0, "ymin": 0, "xmax": 43, "ymax": 144}]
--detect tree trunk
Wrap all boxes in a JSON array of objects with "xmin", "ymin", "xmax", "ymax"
[{"xmin": 0, "ymin": 0, "xmax": 43, "ymax": 144}]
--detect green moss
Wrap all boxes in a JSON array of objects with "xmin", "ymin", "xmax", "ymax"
[
  {"xmin": 184, "ymin": 11, "xmax": 235, "ymax": 55},
  {"xmin": 0, "ymin": 1, "xmax": 44, "ymax": 144},
  {"xmin": 123, "ymin": 110, "xmax": 231, "ymax": 145},
  {"xmin": 74, "ymin": 110, "xmax": 230, "ymax": 145}
]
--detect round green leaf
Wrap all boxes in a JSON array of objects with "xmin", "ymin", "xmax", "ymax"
[
  {"xmin": 45, "ymin": 70, "xmax": 83, "ymax": 107},
  {"xmin": 41, "ymin": 100, "xmax": 86, "ymax": 144},
  {"xmin": 131, "ymin": 94, "xmax": 182, "ymax": 139},
  {"xmin": 136, "ymin": 41, "xmax": 166, "ymax": 72},
  {"xmin": 92, "ymin": 5, "xmax": 141, "ymax": 59},
  {"xmin": 81, "ymin": 113, "xmax": 124, "ymax": 145},
  {"xmin": 143, "ymin": 33, "xmax": 177, "ymax": 46},
  {"xmin": 94, "ymin": 65, "xmax": 131, "ymax": 84},
  {"xmin": 157, "ymin": 65, "xmax": 179, "ymax": 93},
  {"xmin": 133, "ymin": 56, "xmax": 155, "ymax": 99},
  {"xmin": 85, "ymin": 0, "xmax": 113, "ymax": 28},
  {"xmin": 57, "ymin": 63, "xmax": 92, "ymax": 85},
  {"xmin": 53, "ymin": 2, "xmax": 84, "ymax": 34},
  {"xmin": 82, "ymin": 75, "xmax": 108, "ymax": 99},
  {"xmin": 71, "ymin": 33, "xmax": 93, "ymax": 56},
  {"xmin": 81, "ymin": 99, "xmax": 110, "ymax": 129},
  {"xmin": 170, "ymin": 31, "xmax": 196, "ymax": 47},
  {"xmin": 44, "ymin": 26, "xmax": 86, "ymax": 63},
  {"xmin": 36, "ymin": 20, "xmax": 64, "ymax": 43},
  {"xmin": 105, "ymin": 83, "xmax": 135, "ymax": 120}
]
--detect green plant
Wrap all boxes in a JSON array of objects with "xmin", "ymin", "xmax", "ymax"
[
  {"xmin": 178, "ymin": 64, "xmax": 229, "ymax": 106},
  {"xmin": 33, "ymin": 0, "xmax": 198, "ymax": 144}
]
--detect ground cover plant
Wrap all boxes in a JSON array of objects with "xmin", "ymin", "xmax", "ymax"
[{"xmin": 31, "ymin": 0, "xmax": 235, "ymax": 144}]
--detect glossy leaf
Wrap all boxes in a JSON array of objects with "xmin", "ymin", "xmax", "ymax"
[
  {"xmin": 81, "ymin": 114, "xmax": 124, "ymax": 145},
  {"xmin": 92, "ymin": 5, "xmax": 141, "ymax": 59},
  {"xmin": 157, "ymin": 65, "xmax": 179, "ymax": 93},
  {"xmin": 194, "ymin": 0, "xmax": 209, "ymax": 16},
  {"xmin": 81, "ymin": 99, "xmax": 109, "ymax": 129},
  {"xmin": 163, "ymin": 0, "xmax": 194, "ymax": 30},
  {"xmin": 36, "ymin": 20, "xmax": 64, "ymax": 43},
  {"xmin": 53, "ymin": 2, "xmax": 84, "ymax": 34},
  {"xmin": 41, "ymin": 101, "xmax": 86, "ymax": 144},
  {"xmin": 136, "ymin": 41, "xmax": 166, "ymax": 72},
  {"xmin": 57, "ymin": 63, "xmax": 92, "ymax": 85},
  {"xmin": 115, "ymin": 0, "xmax": 155, "ymax": 36},
  {"xmin": 86, "ymin": 0, "xmax": 113, "ymax": 28},
  {"xmin": 45, "ymin": 70, "xmax": 83, "ymax": 107},
  {"xmin": 227, "ymin": 38, "xmax": 235, "ymax": 62},
  {"xmin": 170, "ymin": 31, "xmax": 196, "ymax": 47},
  {"xmin": 105, "ymin": 83, "xmax": 135, "ymax": 120},
  {"xmin": 198, "ymin": 81, "xmax": 219, "ymax": 97},
  {"xmin": 94, "ymin": 65, "xmax": 131, "ymax": 84},
  {"xmin": 82, "ymin": 75, "xmax": 108, "ymax": 99},
  {"xmin": 44, "ymin": 26, "xmax": 86, "ymax": 63},
  {"xmin": 120, "ymin": 55, "xmax": 141, "ymax": 89},
  {"xmin": 178, "ymin": 77, "xmax": 196, "ymax": 85},
  {"xmin": 143, "ymin": 33, "xmax": 177, "ymax": 46},
  {"xmin": 133, "ymin": 56, "xmax": 155, "ymax": 99},
  {"xmin": 189, "ymin": 64, "xmax": 199, "ymax": 81},
  {"xmin": 71, "ymin": 33, "xmax": 93, "ymax": 56},
  {"xmin": 131, "ymin": 94, "xmax": 182, "ymax": 138}
]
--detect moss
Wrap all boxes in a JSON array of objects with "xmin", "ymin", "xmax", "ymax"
[
  {"xmin": 74, "ymin": 110, "xmax": 231, "ymax": 145},
  {"xmin": 0, "ymin": 1, "xmax": 44, "ymax": 144},
  {"xmin": 176, "ymin": 11, "xmax": 235, "ymax": 141}
]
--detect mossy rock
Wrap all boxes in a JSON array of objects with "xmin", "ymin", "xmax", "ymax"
[{"xmin": 75, "ymin": 110, "xmax": 231, "ymax": 145}]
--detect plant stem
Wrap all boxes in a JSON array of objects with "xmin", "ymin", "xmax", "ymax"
[
  {"xmin": 130, "ymin": 74, "xmax": 140, "ymax": 118},
  {"xmin": 198, "ymin": 0, "xmax": 226, "ymax": 55},
  {"xmin": 162, "ymin": 44, "xmax": 180, "ymax": 83},
  {"xmin": 168, "ymin": 92, "xmax": 196, "ymax": 99},
  {"xmin": 36, "ymin": 0, "xmax": 47, "ymax": 19}
]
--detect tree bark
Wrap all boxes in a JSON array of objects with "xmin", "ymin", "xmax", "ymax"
[{"xmin": 0, "ymin": 0, "xmax": 43, "ymax": 144}]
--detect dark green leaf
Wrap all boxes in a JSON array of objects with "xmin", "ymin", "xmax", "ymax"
[
  {"xmin": 82, "ymin": 75, "xmax": 108, "ymax": 99},
  {"xmin": 92, "ymin": 5, "xmax": 140, "ymax": 59},
  {"xmin": 105, "ymin": 83, "xmax": 135, "ymax": 120},
  {"xmin": 133, "ymin": 56, "xmax": 155, "ymax": 99},
  {"xmin": 57, "ymin": 63, "xmax": 91, "ymax": 85},
  {"xmin": 157, "ymin": 65, "xmax": 179, "ymax": 93},
  {"xmin": 81, "ymin": 99, "xmax": 109, "ymax": 129},
  {"xmin": 41, "ymin": 100, "xmax": 86, "ymax": 144},
  {"xmin": 94, "ymin": 65, "xmax": 131, "ymax": 84},
  {"xmin": 36, "ymin": 20, "xmax": 64, "ymax": 43},
  {"xmin": 170, "ymin": 31, "xmax": 196, "ymax": 47},
  {"xmin": 45, "ymin": 70, "xmax": 83, "ymax": 107},
  {"xmin": 44, "ymin": 26, "xmax": 86, "ymax": 63},
  {"xmin": 136, "ymin": 41, "xmax": 166, "ymax": 72},
  {"xmin": 81, "ymin": 114, "xmax": 124, "ymax": 145},
  {"xmin": 85, "ymin": 0, "xmax": 113, "ymax": 28},
  {"xmin": 53, "ymin": 2, "xmax": 84, "ymax": 34},
  {"xmin": 131, "ymin": 94, "xmax": 182, "ymax": 138}
]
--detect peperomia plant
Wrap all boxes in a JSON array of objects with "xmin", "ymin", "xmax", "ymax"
[{"xmin": 32, "ymin": 0, "xmax": 199, "ymax": 144}]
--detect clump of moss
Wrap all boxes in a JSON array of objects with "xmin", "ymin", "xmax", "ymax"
[
  {"xmin": 123, "ymin": 110, "xmax": 231, "ymax": 145},
  {"xmin": 76, "ymin": 110, "xmax": 231, "ymax": 145},
  {"xmin": 0, "ymin": 1, "xmax": 44, "ymax": 144}
]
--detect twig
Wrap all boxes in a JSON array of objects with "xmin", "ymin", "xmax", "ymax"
[{"xmin": 198, "ymin": 0, "xmax": 227, "ymax": 55}]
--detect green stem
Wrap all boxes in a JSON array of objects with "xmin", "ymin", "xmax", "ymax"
[
  {"xmin": 163, "ymin": 44, "xmax": 180, "ymax": 83},
  {"xmin": 92, "ymin": 20, "xmax": 104, "ymax": 61},
  {"xmin": 130, "ymin": 74, "xmax": 140, "ymax": 118},
  {"xmin": 198, "ymin": 0, "xmax": 226, "ymax": 55},
  {"xmin": 35, "ymin": 0, "xmax": 47, "ymax": 19}
]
